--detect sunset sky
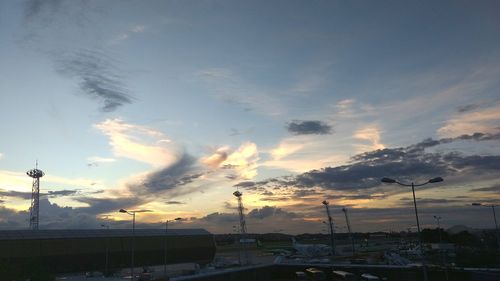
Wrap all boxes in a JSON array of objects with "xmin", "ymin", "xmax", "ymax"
[{"xmin": 0, "ymin": 0, "xmax": 499, "ymax": 234}]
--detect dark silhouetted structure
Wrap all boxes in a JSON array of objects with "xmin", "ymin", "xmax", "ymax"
[
  {"xmin": 0, "ymin": 229, "xmax": 215, "ymax": 275},
  {"xmin": 27, "ymin": 161, "xmax": 44, "ymax": 230}
]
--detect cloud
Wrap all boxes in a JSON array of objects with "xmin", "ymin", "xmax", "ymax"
[
  {"xmin": 111, "ymin": 24, "xmax": 147, "ymax": 44},
  {"xmin": 270, "ymin": 141, "xmax": 304, "ymax": 160},
  {"xmin": 470, "ymin": 185, "xmax": 500, "ymax": 193},
  {"xmin": 126, "ymin": 153, "xmax": 202, "ymax": 198},
  {"xmin": 247, "ymin": 206, "xmax": 297, "ymax": 220},
  {"xmin": 457, "ymin": 103, "xmax": 481, "ymax": 113},
  {"xmin": 0, "ymin": 153, "xmax": 3, "ymax": 160},
  {"xmin": 197, "ymin": 68, "xmax": 287, "ymax": 115},
  {"xmin": 95, "ymin": 118, "xmax": 181, "ymax": 167},
  {"xmin": 73, "ymin": 196, "xmax": 142, "ymax": 215},
  {"xmin": 0, "ymin": 189, "xmax": 81, "ymax": 200},
  {"xmin": 255, "ymin": 132, "xmax": 500, "ymax": 192},
  {"xmin": 55, "ymin": 49, "xmax": 133, "ymax": 112},
  {"xmin": 438, "ymin": 103, "xmax": 500, "ymax": 137},
  {"xmin": 216, "ymin": 142, "xmax": 259, "ymax": 180},
  {"xmin": 87, "ymin": 156, "xmax": 116, "ymax": 167},
  {"xmin": 286, "ymin": 120, "xmax": 332, "ymax": 135},
  {"xmin": 200, "ymin": 147, "xmax": 229, "ymax": 169},
  {"xmin": 353, "ymin": 126, "xmax": 385, "ymax": 152},
  {"xmin": 24, "ymin": 0, "xmax": 65, "ymax": 21},
  {"xmin": 166, "ymin": 201, "xmax": 185, "ymax": 205}
]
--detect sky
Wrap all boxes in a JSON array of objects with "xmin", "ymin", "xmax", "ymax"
[{"xmin": 0, "ymin": 0, "xmax": 499, "ymax": 234}]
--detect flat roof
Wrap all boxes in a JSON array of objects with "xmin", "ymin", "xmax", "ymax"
[{"xmin": 0, "ymin": 228, "xmax": 211, "ymax": 240}]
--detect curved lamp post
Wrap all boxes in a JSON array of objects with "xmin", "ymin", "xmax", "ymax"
[
  {"xmin": 381, "ymin": 176, "xmax": 443, "ymax": 281},
  {"xmin": 472, "ymin": 203, "xmax": 500, "ymax": 249},
  {"xmin": 119, "ymin": 209, "xmax": 136, "ymax": 281},
  {"xmin": 164, "ymin": 217, "xmax": 182, "ymax": 275}
]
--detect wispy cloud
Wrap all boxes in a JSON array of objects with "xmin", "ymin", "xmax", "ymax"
[
  {"xmin": 438, "ymin": 102, "xmax": 500, "ymax": 137},
  {"xmin": 87, "ymin": 156, "xmax": 116, "ymax": 167},
  {"xmin": 55, "ymin": 49, "xmax": 133, "ymax": 112},
  {"xmin": 197, "ymin": 68, "xmax": 287, "ymax": 115},
  {"xmin": 201, "ymin": 142, "xmax": 259, "ymax": 180},
  {"xmin": 94, "ymin": 118, "xmax": 181, "ymax": 167},
  {"xmin": 353, "ymin": 125, "xmax": 385, "ymax": 153},
  {"xmin": 110, "ymin": 24, "xmax": 147, "ymax": 44}
]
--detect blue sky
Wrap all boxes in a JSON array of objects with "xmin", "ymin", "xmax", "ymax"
[{"xmin": 0, "ymin": 0, "xmax": 499, "ymax": 234}]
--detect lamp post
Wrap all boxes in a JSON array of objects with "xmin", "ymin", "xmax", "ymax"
[
  {"xmin": 472, "ymin": 203, "xmax": 500, "ymax": 249},
  {"xmin": 381, "ymin": 176, "xmax": 443, "ymax": 281},
  {"xmin": 119, "ymin": 209, "xmax": 136, "ymax": 281},
  {"xmin": 433, "ymin": 216, "xmax": 449, "ymax": 281},
  {"xmin": 433, "ymin": 216, "xmax": 442, "ymax": 243},
  {"xmin": 164, "ymin": 217, "xmax": 182, "ymax": 275},
  {"xmin": 101, "ymin": 224, "xmax": 110, "ymax": 276}
]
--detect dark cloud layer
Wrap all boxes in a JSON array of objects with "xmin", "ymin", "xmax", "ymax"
[
  {"xmin": 286, "ymin": 120, "xmax": 332, "ymax": 135},
  {"xmin": 255, "ymin": 132, "xmax": 500, "ymax": 192},
  {"xmin": 247, "ymin": 206, "xmax": 297, "ymax": 220},
  {"xmin": 55, "ymin": 50, "xmax": 132, "ymax": 112},
  {"xmin": 0, "ymin": 189, "xmax": 78, "ymax": 200},
  {"xmin": 126, "ymin": 153, "xmax": 205, "ymax": 200}
]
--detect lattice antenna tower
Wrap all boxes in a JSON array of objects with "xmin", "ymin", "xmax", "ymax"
[
  {"xmin": 233, "ymin": 190, "xmax": 247, "ymax": 235},
  {"xmin": 27, "ymin": 161, "xmax": 44, "ymax": 230}
]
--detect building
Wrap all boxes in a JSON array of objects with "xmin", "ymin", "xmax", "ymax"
[{"xmin": 0, "ymin": 229, "xmax": 215, "ymax": 275}]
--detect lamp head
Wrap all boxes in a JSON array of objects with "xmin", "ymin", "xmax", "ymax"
[
  {"xmin": 322, "ymin": 200, "xmax": 329, "ymax": 205},
  {"xmin": 119, "ymin": 209, "xmax": 127, "ymax": 213},
  {"xmin": 381, "ymin": 177, "xmax": 396, "ymax": 183},
  {"xmin": 174, "ymin": 217, "xmax": 182, "ymax": 221},
  {"xmin": 472, "ymin": 203, "xmax": 482, "ymax": 206},
  {"xmin": 428, "ymin": 177, "xmax": 443, "ymax": 183}
]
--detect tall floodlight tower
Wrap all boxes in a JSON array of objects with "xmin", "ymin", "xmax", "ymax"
[
  {"xmin": 233, "ymin": 190, "xmax": 249, "ymax": 264},
  {"xmin": 342, "ymin": 207, "xmax": 355, "ymax": 255},
  {"xmin": 233, "ymin": 191, "xmax": 247, "ymax": 235},
  {"xmin": 322, "ymin": 200, "xmax": 335, "ymax": 257},
  {"xmin": 27, "ymin": 162, "xmax": 44, "ymax": 230}
]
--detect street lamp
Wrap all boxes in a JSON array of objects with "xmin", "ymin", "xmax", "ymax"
[
  {"xmin": 381, "ymin": 176, "xmax": 443, "ymax": 281},
  {"xmin": 119, "ymin": 209, "xmax": 136, "ymax": 281},
  {"xmin": 433, "ymin": 216, "xmax": 449, "ymax": 281},
  {"xmin": 433, "ymin": 216, "xmax": 442, "ymax": 243},
  {"xmin": 472, "ymin": 203, "xmax": 500, "ymax": 249},
  {"xmin": 164, "ymin": 217, "xmax": 182, "ymax": 275},
  {"xmin": 101, "ymin": 224, "xmax": 110, "ymax": 276}
]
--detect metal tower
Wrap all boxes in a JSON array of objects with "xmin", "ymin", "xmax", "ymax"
[
  {"xmin": 342, "ymin": 207, "xmax": 355, "ymax": 254},
  {"xmin": 322, "ymin": 200, "xmax": 335, "ymax": 256},
  {"xmin": 233, "ymin": 191, "xmax": 247, "ymax": 235},
  {"xmin": 233, "ymin": 190, "xmax": 249, "ymax": 264},
  {"xmin": 27, "ymin": 161, "xmax": 44, "ymax": 230}
]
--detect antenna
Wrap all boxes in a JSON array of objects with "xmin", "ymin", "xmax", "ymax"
[{"xmin": 27, "ymin": 161, "xmax": 44, "ymax": 230}]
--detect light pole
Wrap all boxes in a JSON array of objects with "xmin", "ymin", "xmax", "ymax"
[
  {"xmin": 101, "ymin": 224, "xmax": 110, "ymax": 276},
  {"xmin": 322, "ymin": 200, "xmax": 335, "ymax": 257},
  {"xmin": 472, "ymin": 203, "xmax": 500, "ymax": 249},
  {"xmin": 381, "ymin": 176, "xmax": 444, "ymax": 281},
  {"xmin": 433, "ymin": 216, "xmax": 449, "ymax": 281},
  {"xmin": 433, "ymin": 216, "xmax": 442, "ymax": 243},
  {"xmin": 119, "ymin": 209, "xmax": 136, "ymax": 281},
  {"xmin": 164, "ymin": 217, "xmax": 182, "ymax": 275}
]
